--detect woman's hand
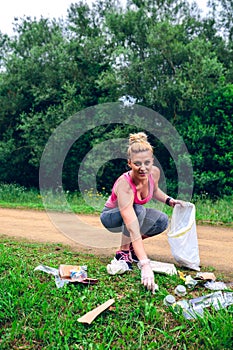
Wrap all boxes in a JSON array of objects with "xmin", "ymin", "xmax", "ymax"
[
  {"xmin": 139, "ymin": 259, "xmax": 158, "ymax": 293},
  {"xmin": 167, "ymin": 198, "xmax": 185, "ymax": 208}
]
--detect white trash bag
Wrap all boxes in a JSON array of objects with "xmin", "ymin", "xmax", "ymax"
[{"xmin": 167, "ymin": 202, "xmax": 200, "ymax": 271}]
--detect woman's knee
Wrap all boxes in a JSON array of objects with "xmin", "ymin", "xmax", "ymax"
[
  {"xmin": 133, "ymin": 204, "xmax": 146, "ymax": 227},
  {"xmin": 142, "ymin": 210, "xmax": 169, "ymax": 236},
  {"xmin": 157, "ymin": 212, "xmax": 169, "ymax": 232},
  {"xmin": 100, "ymin": 209, "xmax": 123, "ymax": 233}
]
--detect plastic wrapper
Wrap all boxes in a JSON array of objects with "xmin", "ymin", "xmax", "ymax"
[
  {"xmin": 189, "ymin": 291, "xmax": 225, "ymax": 311},
  {"xmin": 149, "ymin": 260, "xmax": 177, "ymax": 275},
  {"xmin": 107, "ymin": 258, "xmax": 131, "ymax": 275},
  {"xmin": 185, "ymin": 275, "xmax": 198, "ymax": 288},
  {"xmin": 204, "ymin": 281, "xmax": 227, "ymax": 291},
  {"xmin": 179, "ymin": 291, "xmax": 233, "ymax": 320},
  {"xmin": 34, "ymin": 264, "xmax": 69, "ymax": 288},
  {"xmin": 223, "ymin": 292, "xmax": 233, "ymax": 307},
  {"xmin": 34, "ymin": 264, "xmax": 97, "ymax": 288}
]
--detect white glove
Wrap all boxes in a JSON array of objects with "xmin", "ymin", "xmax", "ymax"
[{"xmin": 139, "ymin": 259, "xmax": 158, "ymax": 293}]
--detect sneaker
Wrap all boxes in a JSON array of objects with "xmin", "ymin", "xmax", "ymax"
[
  {"xmin": 115, "ymin": 250, "xmax": 133, "ymax": 270},
  {"xmin": 129, "ymin": 243, "xmax": 139, "ymax": 263}
]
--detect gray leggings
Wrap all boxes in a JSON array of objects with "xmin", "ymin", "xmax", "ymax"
[{"xmin": 100, "ymin": 204, "xmax": 168, "ymax": 237}]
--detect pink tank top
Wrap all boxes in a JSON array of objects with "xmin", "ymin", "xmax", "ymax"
[{"xmin": 105, "ymin": 172, "xmax": 154, "ymax": 208}]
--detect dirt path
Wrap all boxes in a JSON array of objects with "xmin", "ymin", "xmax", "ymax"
[{"xmin": 1, "ymin": 208, "xmax": 233, "ymax": 279}]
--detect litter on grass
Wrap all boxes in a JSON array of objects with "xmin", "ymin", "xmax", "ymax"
[
  {"xmin": 149, "ymin": 260, "xmax": 177, "ymax": 275},
  {"xmin": 204, "ymin": 281, "xmax": 228, "ymax": 291},
  {"xmin": 136, "ymin": 260, "xmax": 177, "ymax": 276},
  {"xmin": 178, "ymin": 291, "xmax": 233, "ymax": 320},
  {"xmin": 184, "ymin": 275, "xmax": 198, "ymax": 288},
  {"xmin": 107, "ymin": 258, "xmax": 131, "ymax": 275},
  {"xmin": 106, "ymin": 258, "xmax": 177, "ymax": 278},
  {"xmin": 34, "ymin": 264, "xmax": 98, "ymax": 288},
  {"xmin": 174, "ymin": 284, "xmax": 187, "ymax": 296},
  {"xmin": 59, "ymin": 264, "xmax": 87, "ymax": 281},
  {"xmin": 178, "ymin": 270, "xmax": 231, "ymax": 291},
  {"xmin": 172, "ymin": 270, "xmax": 233, "ymax": 319},
  {"xmin": 163, "ymin": 295, "xmax": 176, "ymax": 306},
  {"xmin": 195, "ymin": 272, "xmax": 216, "ymax": 281},
  {"xmin": 78, "ymin": 299, "xmax": 115, "ymax": 324}
]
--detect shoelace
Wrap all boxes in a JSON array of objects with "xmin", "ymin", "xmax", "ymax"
[{"xmin": 116, "ymin": 251, "xmax": 132, "ymax": 263}]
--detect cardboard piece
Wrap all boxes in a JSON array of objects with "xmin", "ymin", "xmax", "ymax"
[
  {"xmin": 195, "ymin": 272, "xmax": 216, "ymax": 281},
  {"xmin": 78, "ymin": 298, "xmax": 115, "ymax": 324}
]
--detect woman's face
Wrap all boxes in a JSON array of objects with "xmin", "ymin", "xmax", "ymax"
[{"xmin": 128, "ymin": 150, "xmax": 154, "ymax": 179}]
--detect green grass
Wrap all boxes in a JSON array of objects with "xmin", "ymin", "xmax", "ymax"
[
  {"xmin": 0, "ymin": 237, "xmax": 232, "ymax": 349},
  {"xmin": 194, "ymin": 196, "xmax": 233, "ymax": 226},
  {"xmin": 1, "ymin": 183, "xmax": 232, "ymax": 226}
]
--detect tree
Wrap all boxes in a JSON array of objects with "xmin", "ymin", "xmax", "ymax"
[
  {"xmin": 0, "ymin": 2, "xmax": 115, "ymax": 187},
  {"xmin": 182, "ymin": 83, "xmax": 233, "ymax": 196}
]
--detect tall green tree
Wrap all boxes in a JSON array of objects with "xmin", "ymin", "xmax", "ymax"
[
  {"xmin": 0, "ymin": 2, "xmax": 116, "ymax": 187},
  {"xmin": 182, "ymin": 83, "xmax": 233, "ymax": 196}
]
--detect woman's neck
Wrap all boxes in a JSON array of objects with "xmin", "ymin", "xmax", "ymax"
[{"xmin": 129, "ymin": 171, "xmax": 149, "ymax": 186}]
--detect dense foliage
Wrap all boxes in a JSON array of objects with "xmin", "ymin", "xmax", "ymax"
[{"xmin": 0, "ymin": 0, "xmax": 232, "ymax": 198}]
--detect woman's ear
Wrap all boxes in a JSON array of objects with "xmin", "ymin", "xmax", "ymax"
[{"xmin": 127, "ymin": 159, "xmax": 131, "ymax": 168}]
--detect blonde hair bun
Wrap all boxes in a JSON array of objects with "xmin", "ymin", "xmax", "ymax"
[
  {"xmin": 129, "ymin": 132, "xmax": 148, "ymax": 145},
  {"xmin": 127, "ymin": 132, "xmax": 153, "ymax": 157}
]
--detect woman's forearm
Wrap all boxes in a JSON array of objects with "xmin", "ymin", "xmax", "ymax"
[
  {"xmin": 131, "ymin": 238, "xmax": 148, "ymax": 261},
  {"xmin": 153, "ymin": 187, "xmax": 169, "ymax": 203},
  {"xmin": 126, "ymin": 220, "xmax": 148, "ymax": 260}
]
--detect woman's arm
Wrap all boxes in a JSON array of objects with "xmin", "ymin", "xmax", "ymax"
[
  {"xmin": 116, "ymin": 178, "xmax": 148, "ymax": 260},
  {"xmin": 116, "ymin": 179, "xmax": 156, "ymax": 291},
  {"xmin": 116, "ymin": 178, "xmax": 157, "ymax": 292},
  {"xmin": 152, "ymin": 167, "xmax": 184, "ymax": 207},
  {"xmin": 151, "ymin": 167, "xmax": 168, "ymax": 203}
]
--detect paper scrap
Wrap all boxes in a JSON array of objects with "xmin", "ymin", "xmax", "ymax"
[
  {"xmin": 195, "ymin": 272, "xmax": 216, "ymax": 281},
  {"xmin": 78, "ymin": 299, "xmax": 115, "ymax": 324}
]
